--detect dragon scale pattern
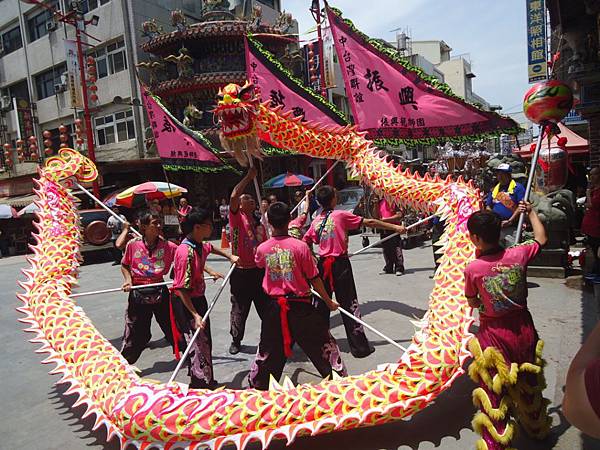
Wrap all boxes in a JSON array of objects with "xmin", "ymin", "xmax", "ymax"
[{"xmin": 18, "ymin": 100, "xmax": 481, "ymax": 449}]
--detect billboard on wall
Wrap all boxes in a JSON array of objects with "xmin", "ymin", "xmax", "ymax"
[{"xmin": 526, "ymin": 0, "xmax": 548, "ymax": 83}]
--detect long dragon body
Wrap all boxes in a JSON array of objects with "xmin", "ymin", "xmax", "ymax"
[{"xmin": 19, "ymin": 95, "xmax": 482, "ymax": 448}]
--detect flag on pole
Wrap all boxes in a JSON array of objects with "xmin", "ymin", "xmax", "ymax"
[
  {"xmin": 140, "ymin": 84, "xmax": 239, "ymax": 173},
  {"xmin": 245, "ymin": 35, "xmax": 347, "ymax": 128},
  {"xmin": 325, "ymin": 5, "xmax": 520, "ymax": 144}
]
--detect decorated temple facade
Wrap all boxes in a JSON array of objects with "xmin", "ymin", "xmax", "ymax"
[{"xmin": 138, "ymin": 1, "xmax": 331, "ymax": 205}]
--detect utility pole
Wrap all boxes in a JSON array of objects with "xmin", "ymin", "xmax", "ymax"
[
  {"xmin": 74, "ymin": 22, "xmax": 100, "ymax": 197},
  {"xmin": 310, "ymin": 0, "xmax": 335, "ymax": 185},
  {"xmin": 20, "ymin": 0, "xmax": 101, "ymax": 197}
]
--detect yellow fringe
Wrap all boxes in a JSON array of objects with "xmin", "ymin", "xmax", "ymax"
[
  {"xmin": 475, "ymin": 440, "xmax": 517, "ymax": 450},
  {"xmin": 468, "ymin": 337, "xmax": 552, "ymax": 445},
  {"xmin": 472, "ymin": 412, "xmax": 517, "ymax": 445},
  {"xmin": 472, "ymin": 388, "xmax": 511, "ymax": 421}
]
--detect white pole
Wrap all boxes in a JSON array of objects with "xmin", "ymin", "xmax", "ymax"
[
  {"xmin": 75, "ymin": 182, "xmax": 142, "ymax": 238},
  {"xmin": 168, "ymin": 263, "xmax": 236, "ymax": 384},
  {"xmin": 290, "ymin": 160, "xmax": 340, "ymax": 216},
  {"xmin": 349, "ymin": 214, "xmax": 435, "ymax": 258},
  {"xmin": 514, "ymin": 124, "xmax": 545, "ymax": 243},
  {"xmin": 310, "ymin": 288, "xmax": 407, "ymax": 353},
  {"xmin": 70, "ymin": 277, "xmax": 216, "ymax": 298}
]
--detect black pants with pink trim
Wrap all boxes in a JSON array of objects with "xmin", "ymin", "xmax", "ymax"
[
  {"xmin": 248, "ymin": 298, "xmax": 347, "ymax": 390},
  {"xmin": 172, "ymin": 295, "xmax": 214, "ymax": 389},
  {"xmin": 120, "ymin": 289, "xmax": 172, "ymax": 364},
  {"xmin": 229, "ymin": 267, "xmax": 269, "ymax": 345},
  {"xmin": 317, "ymin": 256, "xmax": 373, "ymax": 358}
]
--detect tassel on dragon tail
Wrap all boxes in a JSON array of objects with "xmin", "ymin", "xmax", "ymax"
[{"xmin": 19, "ymin": 86, "xmax": 546, "ymax": 450}]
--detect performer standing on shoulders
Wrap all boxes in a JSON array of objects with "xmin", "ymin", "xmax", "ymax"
[
  {"xmin": 464, "ymin": 203, "xmax": 550, "ymax": 449},
  {"xmin": 248, "ymin": 202, "xmax": 346, "ymax": 390},
  {"xmin": 120, "ymin": 210, "xmax": 177, "ymax": 364},
  {"xmin": 172, "ymin": 208, "xmax": 238, "ymax": 389},
  {"xmin": 228, "ymin": 167, "xmax": 268, "ymax": 355},
  {"xmin": 303, "ymin": 186, "xmax": 406, "ymax": 358}
]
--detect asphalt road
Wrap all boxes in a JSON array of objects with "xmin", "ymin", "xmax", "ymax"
[{"xmin": 1, "ymin": 236, "xmax": 599, "ymax": 450}]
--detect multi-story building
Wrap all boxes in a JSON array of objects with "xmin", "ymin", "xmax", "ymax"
[
  {"xmin": 546, "ymin": 0, "xmax": 600, "ymax": 167},
  {"xmin": 0, "ymin": 0, "xmax": 287, "ymax": 206},
  {"xmin": 410, "ymin": 40, "xmax": 490, "ymax": 109}
]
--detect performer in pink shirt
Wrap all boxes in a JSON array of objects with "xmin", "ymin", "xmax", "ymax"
[
  {"xmin": 304, "ymin": 186, "xmax": 406, "ymax": 358},
  {"xmin": 374, "ymin": 196, "xmax": 405, "ymax": 275},
  {"xmin": 172, "ymin": 208, "xmax": 238, "ymax": 389},
  {"xmin": 227, "ymin": 167, "xmax": 269, "ymax": 355},
  {"xmin": 464, "ymin": 203, "xmax": 550, "ymax": 449},
  {"xmin": 120, "ymin": 210, "xmax": 178, "ymax": 363},
  {"xmin": 176, "ymin": 197, "xmax": 193, "ymax": 223},
  {"xmin": 249, "ymin": 202, "xmax": 346, "ymax": 389}
]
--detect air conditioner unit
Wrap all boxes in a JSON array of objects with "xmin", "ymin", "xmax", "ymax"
[
  {"xmin": 0, "ymin": 96, "xmax": 11, "ymax": 110},
  {"xmin": 46, "ymin": 21, "xmax": 58, "ymax": 32},
  {"xmin": 54, "ymin": 83, "xmax": 67, "ymax": 93}
]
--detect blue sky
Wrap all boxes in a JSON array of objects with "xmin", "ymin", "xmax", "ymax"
[{"xmin": 284, "ymin": 0, "xmax": 528, "ymax": 119}]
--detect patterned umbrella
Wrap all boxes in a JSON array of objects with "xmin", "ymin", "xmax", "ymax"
[
  {"xmin": 115, "ymin": 181, "xmax": 188, "ymax": 208},
  {"xmin": 101, "ymin": 189, "xmax": 124, "ymax": 208},
  {"xmin": 264, "ymin": 172, "xmax": 314, "ymax": 188}
]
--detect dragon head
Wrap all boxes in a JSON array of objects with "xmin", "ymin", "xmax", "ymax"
[{"xmin": 214, "ymin": 81, "xmax": 259, "ymax": 139}]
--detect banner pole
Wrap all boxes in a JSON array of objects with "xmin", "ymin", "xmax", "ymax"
[{"xmin": 514, "ymin": 124, "xmax": 545, "ymax": 244}]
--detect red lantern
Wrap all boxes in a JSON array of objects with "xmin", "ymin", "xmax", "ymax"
[
  {"xmin": 60, "ymin": 142, "xmax": 68, "ymax": 148},
  {"xmin": 18, "ymin": 154, "xmax": 24, "ymax": 162},
  {"xmin": 29, "ymin": 144, "xmax": 37, "ymax": 152},
  {"xmin": 89, "ymin": 84, "xmax": 98, "ymax": 92},
  {"xmin": 16, "ymin": 139, "xmax": 24, "ymax": 146},
  {"xmin": 76, "ymin": 138, "xmax": 84, "ymax": 145},
  {"xmin": 90, "ymin": 93, "xmax": 98, "ymax": 102},
  {"xmin": 30, "ymin": 152, "xmax": 38, "ymax": 160},
  {"xmin": 87, "ymin": 56, "xmax": 95, "ymax": 65},
  {"xmin": 44, "ymin": 147, "xmax": 53, "ymax": 156},
  {"xmin": 3, "ymin": 143, "xmax": 10, "ymax": 150},
  {"xmin": 74, "ymin": 118, "xmax": 83, "ymax": 126},
  {"xmin": 28, "ymin": 135, "xmax": 37, "ymax": 144},
  {"xmin": 43, "ymin": 139, "xmax": 52, "ymax": 147},
  {"xmin": 88, "ymin": 76, "xmax": 97, "ymax": 84},
  {"xmin": 59, "ymin": 133, "xmax": 68, "ymax": 143},
  {"xmin": 523, "ymin": 80, "xmax": 573, "ymax": 124},
  {"xmin": 557, "ymin": 136, "xmax": 568, "ymax": 148},
  {"xmin": 43, "ymin": 130, "xmax": 52, "ymax": 139},
  {"xmin": 58, "ymin": 124, "xmax": 67, "ymax": 133}
]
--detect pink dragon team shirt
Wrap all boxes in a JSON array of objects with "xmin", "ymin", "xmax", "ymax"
[
  {"xmin": 464, "ymin": 241, "xmax": 541, "ymax": 319},
  {"xmin": 303, "ymin": 209, "xmax": 363, "ymax": 257},
  {"xmin": 173, "ymin": 238, "xmax": 213, "ymax": 297},
  {"xmin": 255, "ymin": 236, "xmax": 319, "ymax": 297},
  {"xmin": 121, "ymin": 238, "xmax": 177, "ymax": 285},
  {"xmin": 229, "ymin": 209, "xmax": 264, "ymax": 268},
  {"xmin": 379, "ymin": 198, "xmax": 400, "ymax": 222}
]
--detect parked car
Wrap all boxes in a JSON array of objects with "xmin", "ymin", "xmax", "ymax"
[{"xmin": 79, "ymin": 209, "xmax": 111, "ymax": 248}]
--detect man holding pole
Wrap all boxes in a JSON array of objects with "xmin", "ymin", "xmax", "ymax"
[
  {"xmin": 303, "ymin": 186, "xmax": 406, "ymax": 358},
  {"xmin": 120, "ymin": 210, "xmax": 178, "ymax": 364},
  {"xmin": 172, "ymin": 208, "xmax": 238, "ymax": 389},
  {"xmin": 485, "ymin": 163, "xmax": 525, "ymax": 245},
  {"xmin": 248, "ymin": 202, "xmax": 346, "ymax": 389},
  {"xmin": 227, "ymin": 167, "xmax": 269, "ymax": 355}
]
